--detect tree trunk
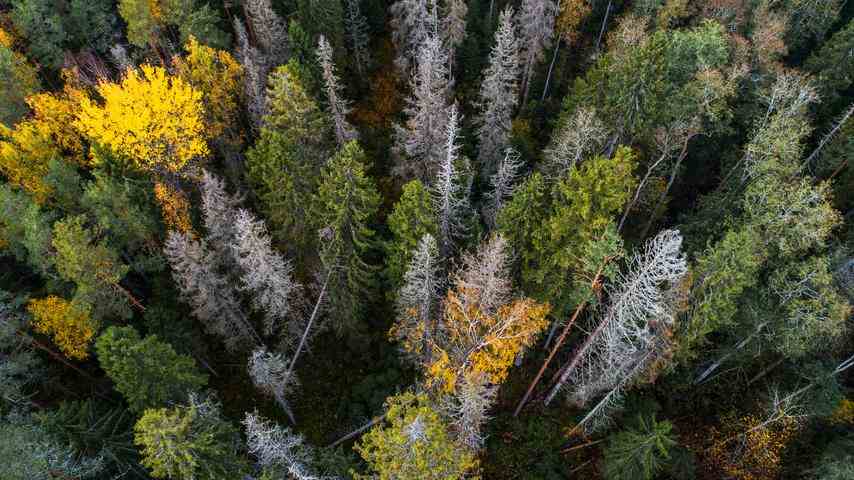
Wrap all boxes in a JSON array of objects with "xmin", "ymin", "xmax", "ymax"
[
  {"xmin": 540, "ymin": 40, "xmax": 562, "ymax": 102},
  {"xmin": 286, "ymin": 273, "xmax": 331, "ymax": 379},
  {"xmin": 595, "ymin": 0, "xmax": 613, "ymax": 52},
  {"xmin": 618, "ymin": 150, "xmax": 669, "ymax": 233},
  {"xmin": 513, "ymin": 260, "xmax": 610, "ymax": 417},
  {"xmin": 329, "ymin": 414, "xmax": 386, "ymax": 448},
  {"xmin": 638, "ymin": 138, "xmax": 692, "ymax": 239}
]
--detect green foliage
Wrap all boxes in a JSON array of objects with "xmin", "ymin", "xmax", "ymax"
[
  {"xmin": 809, "ymin": 433, "xmax": 854, "ymax": 479},
  {"xmin": 134, "ymin": 396, "xmax": 248, "ymax": 480},
  {"xmin": 11, "ymin": 0, "xmax": 67, "ymax": 69},
  {"xmin": 0, "ymin": 45, "xmax": 39, "ymax": 128},
  {"xmin": 805, "ymin": 11, "xmax": 854, "ymax": 109},
  {"xmin": 602, "ymin": 414, "xmax": 678, "ymax": 480},
  {"xmin": 499, "ymin": 147, "xmax": 637, "ymax": 315},
  {"xmin": 66, "ymin": 0, "xmax": 119, "ymax": 55},
  {"xmin": 51, "ymin": 214, "xmax": 131, "ymax": 320},
  {"xmin": 119, "ymin": 0, "xmax": 229, "ymax": 49},
  {"xmin": 95, "ymin": 326, "xmax": 207, "ymax": 413},
  {"xmin": 246, "ymin": 61, "xmax": 331, "ymax": 254},
  {"xmin": 353, "ymin": 392, "xmax": 478, "ymax": 480},
  {"xmin": 384, "ymin": 180, "xmax": 437, "ymax": 293},
  {"xmin": 311, "ymin": 140, "xmax": 381, "ymax": 333}
]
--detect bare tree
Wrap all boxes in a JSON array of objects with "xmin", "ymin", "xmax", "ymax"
[
  {"xmin": 476, "ymin": 8, "xmax": 521, "ymax": 176},
  {"xmin": 516, "ymin": 0, "xmax": 558, "ymax": 105},
  {"xmin": 441, "ymin": 0, "xmax": 468, "ymax": 69},
  {"xmin": 455, "ymin": 233, "xmax": 514, "ymax": 317},
  {"xmin": 443, "ymin": 372, "xmax": 498, "ymax": 451},
  {"xmin": 316, "ymin": 35, "xmax": 358, "ymax": 147},
  {"xmin": 394, "ymin": 33, "xmax": 452, "ymax": 182},
  {"xmin": 233, "ymin": 209, "xmax": 301, "ymax": 336},
  {"xmin": 200, "ymin": 170, "xmax": 243, "ymax": 255},
  {"xmin": 249, "ymin": 348, "xmax": 299, "ymax": 424},
  {"xmin": 484, "ymin": 147, "xmax": 524, "ymax": 229},
  {"xmin": 432, "ymin": 104, "xmax": 471, "ymax": 256},
  {"xmin": 545, "ymin": 230, "xmax": 687, "ymax": 408},
  {"xmin": 164, "ymin": 232, "xmax": 261, "ymax": 351},
  {"xmin": 234, "ymin": 17, "xmax": 271, "ymax": 131},
  {"xmin": 344, "ymin": 0, "xmax": 372, "ymax": 78},
  {"xmin": 243, "ymin": 0, "xmax": 289, "ymax": 63},
  {"xmin": 394, "ymin": 234, "xmax": 443, "ymax": 362},
  {"xmin": 542, "ymin": 107, "xmax": 609, "ymax": 178},
  {"xmin": 389, "ymin": 0, "xmax": 438, "ymax": 73},
  {"xmin": 243, "ymin": 412, "xmax": 331, "ymax": 479}
]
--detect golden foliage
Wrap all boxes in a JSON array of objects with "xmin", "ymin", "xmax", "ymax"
[
  {"xmin": 28, "ymin": 296, "xmax": 97, "ymax": 360},
  {"xmin": 0, "ymin": 27, "xmax": 14, "ymax": 49},
  {"xmin": 692, "ymin": 413, "xmax": 799, "ymax": 480},
  {"xmin": 831, "ymin": 398, "xmax": 854, "ymax": 425},
  {"xmin": 153, "ymin": 182, "xmax": 194, "ymax": 234},
  {"xmin": 426, "ymin": 287, "xmax": 550, "ymax": 394},
  {"xmin": 555, "ymin": 0, "xmax": 591, "ymax": 42},
  {"xmin": 0, "ymin": 120, "xmax": 59, "ymax": 202},
  {"xmin": 26, "ymin": 75, "xmax": 88, "ymax": 164},
  {"xmin": 76, "ymin": 65, "xmax": 209, "ymax": 174},
  {"xmin": 173, "ymin": 37, "xmax": 244, "ymax": 142}
]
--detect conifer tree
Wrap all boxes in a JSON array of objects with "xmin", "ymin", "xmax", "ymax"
[
  {"xmin": 516, "ymin": 0, "xmax": 558, "ymax": 104},
  {"xmin": 394, "ymin": 33, "xmax": 451, "ymax": 182},
  {"xmin": 433, "ymin": 104, "xmax": 470, "ymax": 257},
  {"xmin": 134, "ymin": 395, "xmax": 248, "ymax": 480},
  {"xmin": 477, "ymin": 7, "xmax": 520, "ymax": 175},
  {"xmin": 485, "ymin": 148, "xmax": 524, "ymax": 229},
  {"xmin": 389, "ymin": 0, "xmax": 436, "ymax": 73},
  {"xmin": 243, "ymin": 412, "xmax": 324, "ymax": 479},
  {"xmin": 441, "ymin": 0, "xmax": 468, "ymax": 69},
  {"xmin": 542, "ymin": 107, "xmax": 609, "ymax": 178},
  {"xmin": 234, "ymin": 18, "xmax": 270, "ymax": 131},
  {"xmin": 0, "ymin": 416, "xmax": 105, "ymax": 480},
  {"xmin": 0, "ymin": 44, "xmax": 39, "ymax": 128},
  {"xmin": 385, "ymin": 180, "xmax": 439, "ymax": 292},
  {"xmin": 311, "ymin": 140, "xmax": 381, "ymax": 333},
  {"xmin": 603, "ymin": 414, "xmax": 678, "ymax": 480},
  {"xmin": 316, "ymin": 35, "xmax": 358, "ymax": 147},
  {"xmin": 95, "ymin": 326, "xmax": 207, "ymax": 413},
  {"xmin": 243, "ymin": 0, "xmax": 290, "ymax": 63}
]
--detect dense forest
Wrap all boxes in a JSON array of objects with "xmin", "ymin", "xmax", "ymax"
[{"xmin": 0, "ymin": 0, "xmax": 853, "ymax": 478}]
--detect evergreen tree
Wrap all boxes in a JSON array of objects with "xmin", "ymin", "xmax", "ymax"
[
  {"xmin": 311, "ymin": 140, "xmax": 381, "ymax": 333},
  {"xmin": 10, "ymin": 0, "xmax": 67, "ymax": 69},
  {"xmin": 243, "ymin": 0, "xmax": 289, "ymax": 63},
  {"xmin": 0, "ymin": 416, "xmax": 104, "ymax": 480},
  {"xmin": 602, "ymin": 414, "xmax": 678, "ymax": 480},
  {"xmin": 385, "ymin": 180, "xmax": 438, "ymax": 292},
  {"xmin": 134, "ymin": 395, "xmax": 248, "ymax": 480},
  {"xmin": 433, "ymin": 104, "xmax": 471, "ymax": 257},
  {"xmin": 95, "ymin": 326, "xmax": 207, "ymax": 413},
  {"xmin": 344, "ymin": 0, "xmax": 372, "ymax": 78},
  {"xmin": 389, "ymin": 0, "xmax": 436, "ymax": 73},
  {"xmin": 0, "ymin": 45, "xmax": 39, "ymax": 128},
  {"xmin": 317, "ymin": 35, "xmax": 358, "ymax": 147},
  {"xmin": 248, "ymin": 348, "xmax": 298, "ymax": 423},
  {"xmin": 243, "ymin": 412, "xmax": 325, "ymax": 479}
]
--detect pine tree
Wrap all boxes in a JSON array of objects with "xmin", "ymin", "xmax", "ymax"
[
  {"xmin": 385, "ymin": 180, "xmax": 439, "ymax": 292},
  {"xmin": 10, "ymin": 0, "xmax": 67, "ymax": 69},
  {"xmin": 0, "ymin": 416, "xmax": 105, "ymax": 480},
  {"xmin": 134, "ymin": 395, "xmax": 248, "ymax": 480},
  {"xmin": 394, "ymin": 33, "xmax": 451, "ymax": 182},
  {"xmin": 516, "ymin": 0, "xmax": 558, "ymax": 104},
  {"xmin": 311, "ymin": 140, "xmax": 381, "ymax": 333},
  {"xmin": 477, "ymin": 7, "xmax": 521, "ymax": 175},
  {"xmin": 95, "ymin": 326, "xmax": 207, "ymax": 413},
  {"xmin": 432, "ymin": 104, "xmax": 470, "ymax": 257},
  {"xmin": 234, "ymin": 18, "xmax": 270, "ymax": 131},
  {"xmin": 316, "ymin": 35, "xmax": 358, "ymax": 147},
  {"xmin": 602, "ymin": 414, "xmax": 678, "ymax": 480}
]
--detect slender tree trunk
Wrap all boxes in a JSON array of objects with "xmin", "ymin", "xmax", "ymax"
[
  {"xmin": 513, "ymin": 261, "xmax": 610, "ymax": 417},
  {"xmin": 329, "ymin": 413, "xmax": 386, "ymax": 447},
  {"xmin": 286, "ymin": 273, "xmax": 331, "ymax": 379},
  {"xmin": 638, "ymin": 138, "xmax": 692, "ymax": 239},
  {"xmin": 618, "ymin": 151, "xmax": 669, "ymax": 233},
  {"xmin": 594, "ymin": 0, "xmax": 612, "ymax": 52},
  {"xmin": 25, "ymin": 335, "xmax": 93, "ymax": 379},
  {"xmin": 805, "ymin": 103, "xmax": 853, "ymax": 171},
  {"xmin": 541, "ymin": 40, "xmax": 561, "ymax": 102}
]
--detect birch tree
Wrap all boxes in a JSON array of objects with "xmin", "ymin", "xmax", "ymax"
[
  {"xmin": 546, "ymin": 230, "xmax": 688, "ymax": 428},
  {"xmin": 476, "ymin": 8, "xmax": 521, "ymax": 176},
  {"xmin": 344, "ymin": 0, "xmax": 372, "ymax": 78},
  {"xmin": 432, "ymin": 104, "xmax": 470, "ymax": 257},
  {"xmin": 394, "ymin": 33, "xmax": 452, "ymax": 182},
  {"xmin": 516, "ymin": 0, "xmax": 558, "ymax": 105},
  {"xmin": 316, "ymin": 35, "xmax": 358, "ymax": 147}
]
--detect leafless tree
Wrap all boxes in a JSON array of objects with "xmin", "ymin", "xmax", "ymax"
[
  {"xmin": 243, "ymin": 412, "xmax": 333, "ymax": 479},
  {"xmin": 316, "ymin": 35, "xmax": 358, "ymax": 147},
  {"xmin": 542, "ymin": 107, "xmax": 609, "ymax": 178},
  {"xmin": 249, "ymin": 348, "xmax": 299, "ymax": 424},
  {"xmin": 484, "ymin": 148, "xmax": 524, "ymax": 229},
  {"xmin": 433, "ymin": 104, "xmax": 471, "ymax": 256}
]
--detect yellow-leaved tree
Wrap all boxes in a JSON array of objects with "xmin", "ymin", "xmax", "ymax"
[
  {"xmin": 420, "ymin": 235, "xmax": 551, "ymax": 394},
  {"xmin": 0, "ymin": 120, "xmax": 58, "ymax": 202},
  {"xmin": 173, "ymin": 36, "xmax": 243, "ymax": 142},
  {"xmin": 76, "ymin": 64, "xmax": 209, "ymax": 174},
  {"xmin": 25, "ymin": 76, "xmax": 89, "ymax": 163},
  {"xmin": 27, "ymin": 296, "xmax": 97, "ymax": 360}
]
